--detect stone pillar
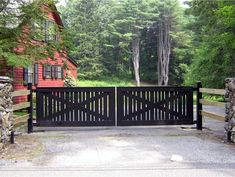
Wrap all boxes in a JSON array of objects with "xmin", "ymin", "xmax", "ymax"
[
  {"xmin": 0, "ymin": 76, "xmax": 13, "ymax": 145},
  {"xmin": 225, "ymin": 78, "xmax": 235, "ymax": 142}
]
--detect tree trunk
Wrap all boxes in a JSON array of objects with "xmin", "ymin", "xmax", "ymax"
[
  {"xmin": 157, "ymin": 17, "xmax": 171, "ymax": 86},
  {"xmin": 132, "ymin": 38, "xmax": 140, "ymax": 86}
]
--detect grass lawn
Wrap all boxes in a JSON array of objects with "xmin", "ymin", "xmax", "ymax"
[{"xmin": 77, "ymin": 78, "xmax": 135, "ymax": 87}]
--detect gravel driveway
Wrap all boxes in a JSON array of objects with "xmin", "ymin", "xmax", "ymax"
[
  {"xmin": 0, "ymin": 121, "xmax": 235, "ymax": 177},
  {"xmin": 0, "ymin": 105, "xmax": 234, "ymax": 177}
]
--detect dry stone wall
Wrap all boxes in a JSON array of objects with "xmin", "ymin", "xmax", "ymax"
[
  {"xmin": 225, "ymin": 78, "xmax": 235, "ymax": 142},
  {"xmin": 0, "ymin": 76, "xmax": 13, "ymax": 147}
]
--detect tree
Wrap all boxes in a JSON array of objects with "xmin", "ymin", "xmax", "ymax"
[
  {"xmin": 155, "ymin": 0, "xmax": 182, "ymax": 86},
  {"xmin": 184, "ymin": 0, "xmax": 235, "ymax": 88},
  {"xmin": 60, "ymin": 0, "xmax": 114, "ymax": 80},
  {"xmin": 109, "ymin": 0, "xmax": 157, "ymax": 86},
  {"xmin": 0, "ymin": 0, "xmax": 61, "ymax": 68}
]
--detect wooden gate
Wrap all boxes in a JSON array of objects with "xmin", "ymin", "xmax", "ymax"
[
  {"xmin": 117, "ymin": 87, "xmax": 194, "ymax": 126},
  {"xmin": 36, "ymin": 86, "xmax": 194, "ymax": 127},
  {"xmin": 36, "ymin": 87, "xmax": 115, "ymax": 126}
]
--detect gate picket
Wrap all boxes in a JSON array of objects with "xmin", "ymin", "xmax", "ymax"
[
  {"xmin": 36, "ymin": 87, "xmax": 115, "ymax": 126},
  {"xmin": 117, "ymin": 87, "xmax": 194, "ymax": 126},
  {"xmin": 36, "ymin": 86, "xmax": 194, "ymax": 127}
]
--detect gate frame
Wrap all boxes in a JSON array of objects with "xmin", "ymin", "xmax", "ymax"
[
  {"xmin": 117, "ymin": 86, "xmax": 194, "ymax": 126},
  {"xmin": 36, "ymin": 87, "xmax": 115, "ymax": 127}
]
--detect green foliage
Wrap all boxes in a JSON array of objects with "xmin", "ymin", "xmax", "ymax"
[
  {"xmin": 77, "ymin": 77, "xmax": 134, "ymax": 87},
  {"xmin": 184, "ymin": 0, "xmax": 235, "ymax": 88},
  {"xmin": 64, "ymin": 74, "xmax": 77, "ymax": 87},
  {"xmin": 60, "ymin": 0, "xmax": 183, "ymax": 83},
  {"xmin": 0, "ymin": 0, "xmax": 63, "ymax": 68},
  {"xmin": 61, "ymin": 0, "xmax": 113, "ymax": 80}
]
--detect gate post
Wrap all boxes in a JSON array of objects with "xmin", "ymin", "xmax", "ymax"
[
  {"xmin": 196, "ymin": 81, "xmax": 202, "ymax": 130},
  {"xmin": 225, "ymin": 78, "xmax": 235, "ymax": 142},
  {"xmin": 27, "ymin": 83, "xmax": 33, "ymax": 133}
]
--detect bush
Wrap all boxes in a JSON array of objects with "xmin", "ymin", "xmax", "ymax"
[{"xmin": 64, "ymin": 74, "xmax": 77, "ymax": 87}]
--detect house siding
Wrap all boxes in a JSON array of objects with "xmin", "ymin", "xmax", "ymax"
[{"xmin": 1, "ymin": 4, "xmax": 77, "ymax": 104}]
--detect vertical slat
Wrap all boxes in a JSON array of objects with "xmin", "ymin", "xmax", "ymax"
[
  {"xmin": 140, "ymin": 91, "xmax": 142, "ymax": 121},
  {"xmin": 150, "ymin": 91, "xmax": 154, "ymax": 122},
  {"xmin": 154, "ymin": 90, "xmax": 157, "ymax": 121},
  {"xmin": 53, "ymin": 91, "xmax": 56, "ymax": 122},
  {"xmin": 142, "ymin": 90, "xmax": 146, "ymax": 121},
  {"xmin": 170, "ymin": 91, "xmax": 174, "ymax": 120},
  {"xmin": 178, "ymin": 90, "xmax": 182, "ymax": 120},
  {"xmin": 182, "ymin": 91, "xmax": 186, "ymax": 118},
  {"xmin": 66, "ymin": 91, "xmax": 70, "ymax": 122},
  {"xmin": 74, "ymin": 91, "xmax": 78, "ymax": 122},
  {"xmin": 161, "ymin": 91, "xmax": 165, "ymax": 120},
  {"xmin": 109, "ymin": 88, "xmax": 115, "ymax": 125},
  {"xmin": 36, "ymin": 91, "xmax": 42, "ymax": 123},
  {"xmin": 197, "ymin": 82, "xmax": 203, "ymax": 130},
  {"xmin": 83, "ymin": 91, "xmax": 86, "ymax": 122},
  {"xmin": 61, "ymin": 91, "xmax": 65, "ymax": 122},
  {"xmin": 158, "ymin": 90, "xmax": 161, "ymax": 121},
  {"xmin": 44, "ymin": 94, "xmax": 48, "ymax": 120},
  {"xmin": 123, "ymin": 94, "xmax": 126, "ymax": 117},
  {"xmin": 174, "ymin": 91, "xmax": 178, "ymax": 120},
  {"xmin": 117, "ymin": 88, "xmax": 123, "ymax": 126},
  {"xmin": 187, "ymin": 89, "xmax": 194, "ymax": 123},
  {"xmin": 131, "ymin": 91, "xmax": 134, "ymax": 121},
  {"xmin": 134, "ymin": 91, "xmax": 137, "ymax": 121},
  {"xmin": 57, "ymin": 91, "xmax": 60, "ymax": 122},
  {"xmin": 90, "ymin": 91, "xmax": 93, "ymax": 122},
  {"xmin": 87, "ymin": 91, "xmax": 91, "ymax": 122},
  {"xmin": 137, "ymin": 91, "xmax": 140, "ymax": 121},
  {"xmin": 48, "ymin": 92, "xmax": 52, "ymax": 122},
  {"xmin": 104, "ymin": 91, "xmax": 107, "ymax": 121},
  {"xmin": 147, "ymin": 91, "xmax": 150, "ymax": 120},
  {"xmin": 79, "ymin": 91, "xmax": 82, "ymax": 122},
  {"xmin": 95, "ymin": 91, "xmax": 98, "ymax": 122},
  {"xmin": 129, "ymin": 91, "xmax": 132, "ymax": 121},
  {"xmin": 165, "ymin": 90, "xmax": 169, "ymax": 121}
]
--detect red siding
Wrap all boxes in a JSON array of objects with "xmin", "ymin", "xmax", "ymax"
[
  {"xmin": 13, "ymin": 67, "xmax": 27, "ymax": 104},
  {"xmin": 1, "ymin": 4, "xmax": 77, "ymax": 104},
  {"xmin": 10, "ymin": 53, "xmax": 77, "ymax": 104}
]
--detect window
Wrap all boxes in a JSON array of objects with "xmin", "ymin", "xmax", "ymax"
[
  {"xmin": 43, "ymin": 65, "xmax": 64, "ymax": 80},
  {"xmin": 44, "ymin": 20, "xmax": 57, "ymax": 43},
  {"xmin": 28, "ymin": 65, "xmax": 33, "ymax": 84},
  {"xmin": 43, "ymin": 65, "xmax": 52, "ymax": 79},
  {"xmin": 23, "ymin": 64, "xmax": 38, "ymax": 85},
  {"xmin": 54, "ymin": 65, "xmax": 63, "ymax": 79}
]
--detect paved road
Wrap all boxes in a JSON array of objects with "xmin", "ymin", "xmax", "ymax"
[
  {"xmin": 0, "ymin": 124, "xmax": 235, "ymax": 177},
  {"xmin": 0, "ymin": 105, "xmax": 234, "ymax": 177}
]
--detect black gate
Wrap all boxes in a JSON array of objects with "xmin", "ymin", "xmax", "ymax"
[
  {"xmin": 36, "ymin": 87, "xmax": 115, "ymax": 126},
  {"xmin": 36, "ymin": 86, "xmax": 194, "ymax": 127},
  {"xmin": 117, "ymin": 87, "xmax": 194, "ymax": 126}
]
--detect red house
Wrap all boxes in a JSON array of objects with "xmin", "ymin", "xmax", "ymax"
[{"xmin": 0, "ymin": 4, "xmax": 77, "ymax": 103}]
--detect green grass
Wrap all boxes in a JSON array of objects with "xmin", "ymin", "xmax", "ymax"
[{"xmin": 77, "ymin": 78, "xmax": 135, "ymax": 87}]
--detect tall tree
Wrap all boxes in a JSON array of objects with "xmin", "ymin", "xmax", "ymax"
[
  {"xmin": 155, "ymin": 0, "xmax": 181, "ymax": 86},
  {"xmin": 61, "ymin": 0, "xmax": 116, "ymax": 80},
  {"xmin": 184, "ymin": 0, "xmax": 235, "ymax": 88},
  {"xmin": 109, "ymin": 0, "xmax": 157, "ymax": 86}
]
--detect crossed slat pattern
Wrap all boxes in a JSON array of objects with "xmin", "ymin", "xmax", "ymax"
[
  {"xmin": 36, "ymin": 87, "xmax": 115, "ymax": 126},
  {"xmin": 117, "ymin": 87, "xmax": 194, "ymax": 126}
]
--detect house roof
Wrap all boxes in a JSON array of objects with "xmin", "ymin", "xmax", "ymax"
[
  {"xmin": 50, "ymin": 4, "xmax": 64, "ymax": 27},
  {"xmin": 65, "ymin": 56, "xmax": 78, "ymax": 67}
]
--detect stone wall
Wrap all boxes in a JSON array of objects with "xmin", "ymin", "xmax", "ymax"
[
  {"xmin": 225, "ymin": 78, "xmax": 235, "ymax": 142},
  {"xmin": 0, "ymin": 76, "xmax": 13, "ymax": 147}
]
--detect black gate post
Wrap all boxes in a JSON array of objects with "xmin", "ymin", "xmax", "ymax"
[
  {"xmin": 27, "ymin": 83, "xmax": 33, "ymax": 133},
  {"xmin": 196, "ymin": 81, "xmax": 202, "ymax": 130}
]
